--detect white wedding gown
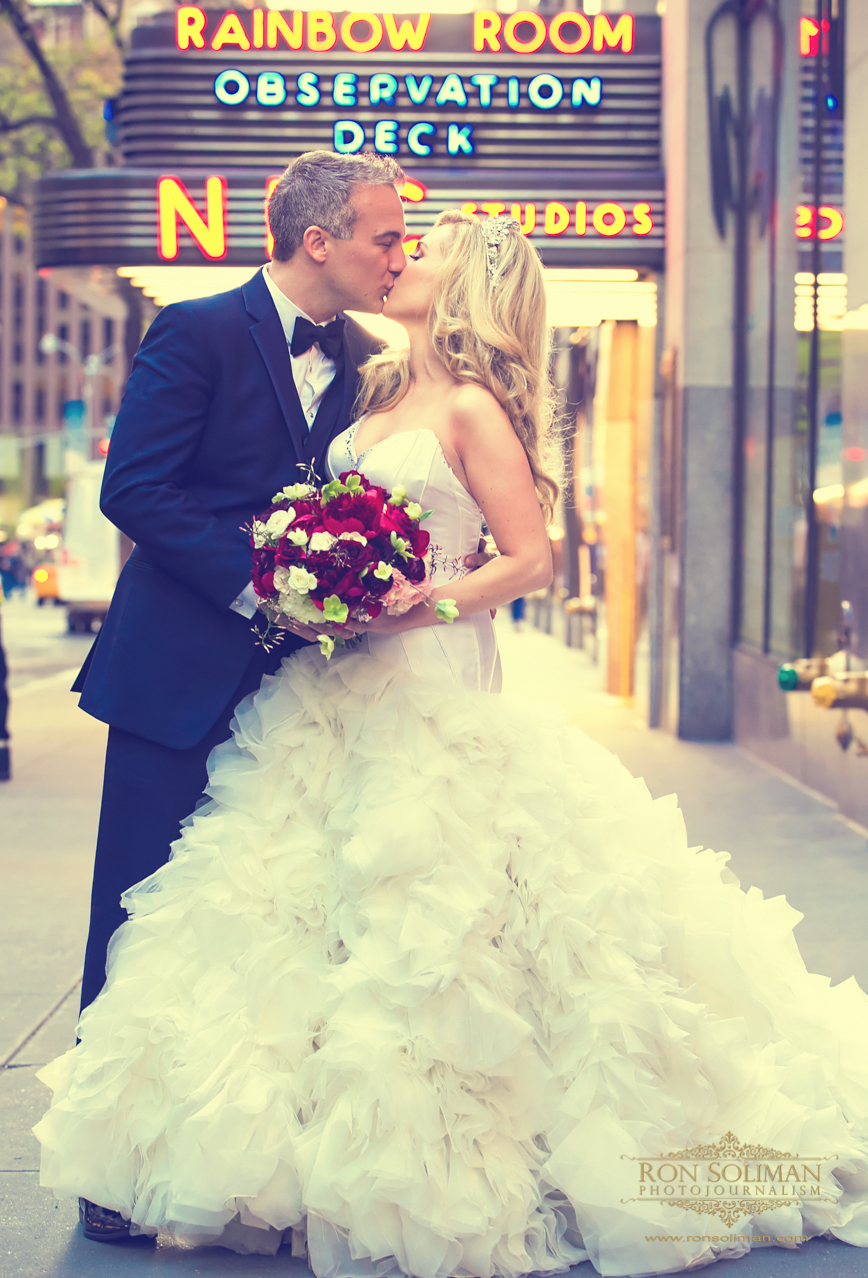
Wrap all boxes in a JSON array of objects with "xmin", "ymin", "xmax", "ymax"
[{"xmin": 35, "ymin": 423, "xmax": 868, "ymax": 1276}]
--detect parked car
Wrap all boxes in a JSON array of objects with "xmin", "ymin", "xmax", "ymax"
[{"xmin": 56, "ymin": 461, "xmax": 123, "ymax": 634}]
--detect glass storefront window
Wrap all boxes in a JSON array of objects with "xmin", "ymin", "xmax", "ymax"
[{"xmin": 742, "ymin": 0, "xmax": 848, "ymax": 661}]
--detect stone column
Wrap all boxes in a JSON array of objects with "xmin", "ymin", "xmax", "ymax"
[{"xmin": 663, "ymin": 0, "xmax": 736, "ymax": 739}]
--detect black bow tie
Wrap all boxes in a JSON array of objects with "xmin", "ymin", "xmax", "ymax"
[{"xmin": 290, "ymin": 316, "xmax": 345, "ymax": 361}]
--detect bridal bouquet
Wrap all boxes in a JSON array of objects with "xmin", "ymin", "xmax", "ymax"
[{"xmin": 248, "ymin": 471, "xmax": 458, "ymax": 658}]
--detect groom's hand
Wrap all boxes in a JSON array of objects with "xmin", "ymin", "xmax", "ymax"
[
  {"xmin": 273, "ymin": 615, "xmax": 335, "ymax": 643},
  {"xmin": 463, "ymin": 535, "xmax": 499, "ymax": 619},
  {"xmin": 463, "ymin": 534, "xmax": 498, "ymax": 573}
]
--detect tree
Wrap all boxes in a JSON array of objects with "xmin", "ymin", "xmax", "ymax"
[
  {"xmin": 84, "ymin": 0, "xmax": 125, "ymax": 56},
  {"xmin": 0, "ymin": 0, "xmax": 122, "ymax": 202}
]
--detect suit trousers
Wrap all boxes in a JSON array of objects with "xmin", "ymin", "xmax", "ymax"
[{"xmin": 79, "ymin": 641, "xmax": 284, "ymax": 1014}]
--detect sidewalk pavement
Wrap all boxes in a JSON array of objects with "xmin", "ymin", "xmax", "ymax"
[{"xmin": 2, "ymin": 622, "xmax": 867, "ymax": 1278}]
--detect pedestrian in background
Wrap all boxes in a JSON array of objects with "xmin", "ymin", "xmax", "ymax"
[{"xmin": 1, "ymin": 541, "xmax": 26, "ymax": 598}]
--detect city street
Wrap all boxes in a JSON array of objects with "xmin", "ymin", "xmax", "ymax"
[
  {"xmin": 2, "ymin": 601, "xmax": 867, "ymax": 1278},
  {"xmin": 1, "ymin": 595, "xmax": 94, "ymax": 695}
]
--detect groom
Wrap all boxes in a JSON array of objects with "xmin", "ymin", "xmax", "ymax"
[{"xmin": 75, "ymin": 151, "xmax": 409, "ymax": 1051}]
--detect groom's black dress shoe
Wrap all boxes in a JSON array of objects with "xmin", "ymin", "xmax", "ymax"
[{"xmin": 79, "ymin": 1197, "xmax": 132, "ymax": 1241}]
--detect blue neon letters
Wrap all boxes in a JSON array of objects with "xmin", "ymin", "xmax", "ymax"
[
  {"xmin": 214, "ymin": 68, "xmax": 603, "ymax": 155},
  {"xmin": 212, "ymin": 71, "xmax": 604, "ymax": 112}
]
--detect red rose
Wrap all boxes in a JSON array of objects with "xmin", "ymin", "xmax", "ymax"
[
  {"xmin": 402, "ymin": 555, "xmax": 427, "ymax": 584},
  {"xmin": 379, "ymin": 505, "xmax": 414, "ymax": 537},
  {"xmin": 335, "ymin": 538, "xmax": 374, "ymax": 573},
  {"xmin": 408, "ymin": 528, "xmax": 430, "ymax": 557},
  {"xmin": 252, "ymin": 566, "xmax": 275, "ymax": 599},
  {"xmin": 322, "ymin": 491, "xmax": 384, "ymax": 537},
  {"xmin": 274, "ymin": 542, "xmax": 306, "ymax": 568}
]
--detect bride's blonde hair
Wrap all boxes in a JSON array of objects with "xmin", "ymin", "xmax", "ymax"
[{"xmin": 354, "ymin": 210, "xmax": 558, "ymax": 522}]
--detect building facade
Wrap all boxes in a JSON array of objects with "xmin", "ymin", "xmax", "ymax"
[
  {"xmin": 0, "ymin": 199, "xmax": 127, "ymax": 527},
  {"xmin": 17, "ymin": 0, "xmax": 868, "ymax": 823}
]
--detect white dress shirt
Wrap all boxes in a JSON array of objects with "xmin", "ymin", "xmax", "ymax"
[
  {"xmin": 261, "ymin": 264, "xmax": 339, "ymax": 430},
  {"xmin": 230, "ymin": 265, "xmax": 342, "ymax": 621}
]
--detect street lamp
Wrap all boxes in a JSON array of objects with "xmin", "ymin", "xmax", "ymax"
[{"xmin": 38, "ymin": 334, "xmax": 120, "ymax": 467}]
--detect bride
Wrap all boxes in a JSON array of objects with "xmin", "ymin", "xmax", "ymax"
[{"xmin": 35, "ymin": 212, "xmax": 868, "ymax": 1276}]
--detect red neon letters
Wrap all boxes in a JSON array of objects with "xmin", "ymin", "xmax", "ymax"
[
  {"xmin": 177, "ymin": 8, "xmax": 432, "ymax": 53},
  {"xmin": 473, "ymin": 10, "xmax": 633, "ymax": 54},
  {"xmin": 160, "ymin": 180, "xmax": 652, "ymax": 260},
  {"xmin": 176, "ymin": 8, "xmax": 634, "ymax": 55},
  {"xmin": 157, "ymin": 175, "xmax": 227, "ymax": 260},
  {"xmin": 795, "ymin": 204, "xmax": 844, "ymax": 241},
  {"xmin": 799, "ymin": 16, "xmax": 830, "ymax": 58},
  {"xmin": 461, "ymin": 199, "xmax": 653, "ymax": 238}
]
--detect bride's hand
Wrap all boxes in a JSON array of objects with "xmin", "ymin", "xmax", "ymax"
[
  {"xmin": 355, "ymin": 610, "xmax": 415, "ymax": 635},
  {"xmin": 340, "ymin": 606, "xmax": 429, "ymax": 637},
  {"xmin": 335, "ymin": 611, "xmax": 407, "ymax": 637}
]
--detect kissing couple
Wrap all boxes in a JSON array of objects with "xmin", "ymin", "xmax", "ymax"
[{"xmin": 35, "ymin": 150, "xmax": 868, "ymax": 1276}]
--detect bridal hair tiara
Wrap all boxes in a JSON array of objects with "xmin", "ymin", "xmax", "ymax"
[{"xmin": 480, "ymin": 215, "xmax": 521, "ymax": 284}]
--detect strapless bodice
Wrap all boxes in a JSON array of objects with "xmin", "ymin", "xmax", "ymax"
[
  {"xmin": 327, "ymin": 422, "xmax": 484, "ymax": 587},
  {"xmin": 326, "ymin": 421, "xmax": 501, "ymax": 692}
]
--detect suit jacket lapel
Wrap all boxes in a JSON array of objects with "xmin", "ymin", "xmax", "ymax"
[
  {"xmin": 242, "ymin": 278, "xmax": 384, "ymax": 480},
  {"xmin": 242, "ymin": 272, "xmax": 307, "ymax": 459}
]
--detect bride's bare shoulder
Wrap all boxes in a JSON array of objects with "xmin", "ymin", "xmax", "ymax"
[{"xmin": 445, "ymin": 383, "xmax": 513, "ymax": 441}]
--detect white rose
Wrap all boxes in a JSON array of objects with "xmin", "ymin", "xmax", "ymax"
[
  {"xmin": 309, "ymin": 531, "xmax": 338, "ymax": 552},
  {"xmin": 251, "ymin": 522, "xmax": 268, "ymax": 549},
  {"xmin": 265, "ymin": 508, "xmax": 295, "ymax": 537},
  {"xmin": 338, "ymin": 531, "xmax": 368, "ymax": 545},
  {"xmin": 286, "ymin": 528, "xmax": 309, "ymax": 547},
  {"xmin": 273, "ymin": 482, "xmax": 315, "ymax": 502},
  {"xmin": 288, "ymin": 565, "xmax": 318, "ymax": 594}
]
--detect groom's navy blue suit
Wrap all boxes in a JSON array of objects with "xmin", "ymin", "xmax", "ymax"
[{"xmin": 75, "ymin": 269, "xmax": 381, "ymax": 1013}]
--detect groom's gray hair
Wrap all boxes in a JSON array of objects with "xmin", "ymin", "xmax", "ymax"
[{"xmin": 268, "ymin": 151, "xmax": 405, "ymax": 261}]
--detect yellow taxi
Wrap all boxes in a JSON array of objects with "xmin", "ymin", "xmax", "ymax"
[{"xmin": 32, "ymin": 562, "xmax": 61, "ymax": 606}]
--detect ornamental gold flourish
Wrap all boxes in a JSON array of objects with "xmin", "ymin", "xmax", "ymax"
[
  {"xmin": 620, "ymin": 1131, "xmax": 799, "ymax": 1162},
  {"xmin": 665, "ymin": 1199, "xmax": 789, "ymax": 1227}
]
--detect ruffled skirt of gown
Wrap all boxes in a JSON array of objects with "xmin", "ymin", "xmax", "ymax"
[{"xmin": 34, "ymin": 646, "xmax": 868, "ymax": 1276}]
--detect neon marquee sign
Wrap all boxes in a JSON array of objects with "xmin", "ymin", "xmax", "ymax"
[
  {"xmin": 155, "ymin": 174, "xmax": 656, "ymax": 262},
  {"xmin": 461, "ymin": 199, "xmax": 653, "ymax": 238},
  {"xmin": 799, "ymin": 16, "xmax": 829, "ymax": 58},
  {"xmin": 213, "ymin": 69, "xmax": 603, "ymax": 111},
  {"xmin": 795, "ymin": 204, "xmax": 844, "ymax": 241},
  {"xmin": 176, "ymin": 8, "xmax": 636, "ymax": 56},
  {"xmin": 211, "ymin": 66, "xmax": 605, "ymax": 157}
]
